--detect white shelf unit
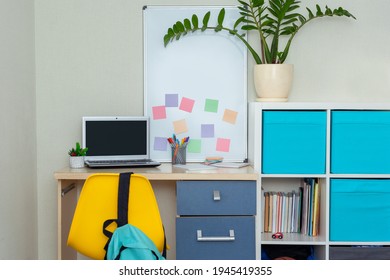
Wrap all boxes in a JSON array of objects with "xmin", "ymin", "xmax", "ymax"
[{"xmin": 249, "ymin": 102, "xmax": 390, "ymax": 260}]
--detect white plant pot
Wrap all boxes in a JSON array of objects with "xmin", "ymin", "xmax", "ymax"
[
  {"xmin": 254, "ymin": 64, "xmax": 294, "ymax": 102},
  {"xmin": 69, "ymin": 156, "xmax": 85, "ymax": 169}
]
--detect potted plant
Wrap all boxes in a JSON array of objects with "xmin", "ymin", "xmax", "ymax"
[
  {"xmin": 163, "ymin": 0, "xmax": 355, "ymax": 101},
  {"xmin": 68, "ymin": 142, "xmax": 88, "ymax": 168}
]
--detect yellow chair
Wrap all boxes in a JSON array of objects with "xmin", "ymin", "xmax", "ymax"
[{"xmin": 67, "ymin": 173, "xmax": 166, "ymax": 260}]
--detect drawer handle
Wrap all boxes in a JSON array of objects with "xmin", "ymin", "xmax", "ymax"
[
  {"xmin": 213, "ymin": 190, "xmax": 221, "ymax": 201},
  {"xmin": 196, "ymin": 230, "xmax": 235, "ymax": 242}
]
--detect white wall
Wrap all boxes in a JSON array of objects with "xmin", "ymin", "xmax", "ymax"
[
  {"xmin": 32, "ymin": 0, "xmax": 390, "ymax": 259},
  {"xmin": 0, "ymin": 0, "xmax": 36, "ymax": 259}
]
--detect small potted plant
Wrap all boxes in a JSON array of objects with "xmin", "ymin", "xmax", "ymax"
[
  {"xmin": 163, "ymin": 0, "xmax": 355, "ymax": 101},
  {"xmin": 68, "ymin": 142, "xmax": 88, "ymax": 168}
]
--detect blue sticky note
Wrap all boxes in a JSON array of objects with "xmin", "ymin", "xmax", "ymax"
[
  {"xmin": 201, "ymin": 124, "xmax": 214, "ymax": 138},
  {"xmin": 165, "ymin": 94, "xmax": 178, "ymax": 107},
  {"xmin": 154, "ymin": 137, "xmax": 168, "ymax": 151}
]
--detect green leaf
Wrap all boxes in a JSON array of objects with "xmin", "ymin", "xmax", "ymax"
[
  {"xmin": 325, "ymin": 6, "xmax": 332, "ymax": 16},
  {"xmin": 316, "ymin": 5, "xmax": 324, "ymax": 16},
  {"xmin": 167, "ymin": 28, "xmax": 174, "ymax": 37},
  {"xmin": 202, "ymin": 11, "xmax": 210, "ymax": 27},
  {"xmin": 192, "ymin": 14, "xmax": 199, "ymax": 29},
  {"xmin": 217, "ymin": 8, "xmax": 225, "ymax": 26},
  {"xmin": 163, "ymin": 34, "xmax": 171, "ymax": 47},
  {"xmin": 307, "ymin": 8, "xmax": 314, "ymax": 19},
  {"xmin": 172, "ymin": 23, "xmax": 179, "ymax": 34},
  {"xmin": 241, "ymin": 25, "xmax": 258, "ymax": 31},
  {"xmin": 175, "ymin": 21, "xmax": 185, "ymax": 32},
  {"xmin": 234, "ymin": 16, "xmax": 245, "ymax": 29},
  {"xmin": 184, "ymin": 18, "xmax": 191, "ymax": 30},
  {"xmin": 253, "ymin": 0, "xmax": 264, "ymax": 8},
  {"xmin": 238, "ymin": 0, "xmax": 248, "ymax": 6}
]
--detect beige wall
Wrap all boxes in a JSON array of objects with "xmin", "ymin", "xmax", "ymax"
[
  {"xmin": 0, "ymin": 0, "xmax": 37, "ymax": 259},
  {"xmin": 1, "ymin": 0, "xmax": 389, "ymax": 259}
]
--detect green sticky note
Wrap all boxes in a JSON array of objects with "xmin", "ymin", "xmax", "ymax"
[
  {"xmin": 204, "ymin": 99, "xmax": 219, "ymax": 113},
  {"xmin": 187, "ymin": 139, "xmax": 201, "ymax": 153}
]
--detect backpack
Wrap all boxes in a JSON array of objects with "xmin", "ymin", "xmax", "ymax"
[
  {"xmin": 103, "ymin": 172, "xmax": 166, "ymax": 260},
  {"xmin": 106, "ymin": 223, "xmax": 165, "ymax": 260}
]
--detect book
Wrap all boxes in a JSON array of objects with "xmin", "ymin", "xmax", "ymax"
[{"xmin": 264, "ymin": 192, "xmax": 270, "ymax": 232}]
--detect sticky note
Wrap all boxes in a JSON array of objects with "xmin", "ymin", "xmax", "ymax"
[
  {"xmin": 152, "ymin": 106, "xmax": 166, "ymax": 120},
  {"xmin": 204, "ymin": 99, "xmax": 219, "ymax": 113},
  {"xmin": 216, "ymin": 138, "xmax": 230, "ymax": 152},
  {"xmin": 179, "ymin": 97, "xmax": 195, "ymax": 113},
  {"xmin": 201, "ymin": 124, "xmax": 214, "ymax": 138},
  {"xmin": 187, "ymin": 139, "xmax": 201, "ymax": 153},
  {"xmin": 173, "ymin": 119, "xmax": 188, "ymax": 134},
  {"xmin": 223, "ymin": 109, "xmax": 238, "ymax": 124},
  {"xmin": 154, "ymin": 137, "xmax": 168, "ymax": 151},
  {"xmin": 165, "ymin": 94, "xmax": 178, "ymax": 107}
]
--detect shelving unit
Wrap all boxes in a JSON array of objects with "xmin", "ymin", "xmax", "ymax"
[{"xmin": 249, "ymin": 102, "xmax": 390, "ymax": 260}]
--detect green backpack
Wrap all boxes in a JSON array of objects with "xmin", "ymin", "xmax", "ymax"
[{"xmin": 106, "ymin": 223, "xmax": 165, "ymax": 260}]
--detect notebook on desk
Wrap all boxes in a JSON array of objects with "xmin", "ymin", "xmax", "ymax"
[{"xmin": 82, "ymin": 116, "xmax": 161, "ymax": 168}]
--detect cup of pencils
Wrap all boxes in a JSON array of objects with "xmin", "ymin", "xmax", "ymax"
[{"xmin": 167, "ymin": 135, "xmax": 189, "ymax": 165}]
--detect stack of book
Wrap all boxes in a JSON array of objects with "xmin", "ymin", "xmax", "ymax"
[{"xmin": 263, "ymin": 178, "xmax": 320, "ymax": 236}]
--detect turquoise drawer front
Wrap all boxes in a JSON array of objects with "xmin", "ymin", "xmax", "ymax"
[
  {"xmin": 331, "ymin": 111, "xmax": 390, "ymax": 174},
  {"xmin": 330, "ymin": 179, "xmax": 390, "ymax": 241},
  {"xmin": 262, "ymin": 111, "xmax": 327, "ymax": 174},
  {"xmin": 177, "ymin": 181, "xmax": 256, "ymax": 216},
  {"xmin": 176, "ymin": 216, "xmax": 255, "ymax": 260}
]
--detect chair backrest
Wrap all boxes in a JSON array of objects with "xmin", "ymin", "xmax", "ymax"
[{"xmin": 67, "ymin": 173, "xmax": 165, "ymax": 260}]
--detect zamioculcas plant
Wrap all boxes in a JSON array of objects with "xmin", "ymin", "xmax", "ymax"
[{"xmin": 163, "ymin": 0, "xmax": 356, "ymax": 64}]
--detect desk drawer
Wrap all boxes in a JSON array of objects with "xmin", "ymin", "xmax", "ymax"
[
  {"xmin": 176, "ymin": 216, "xmax": 255, "ymax": 260},
  {"xmin": 177, "ymin": 181, "xmax": 256, "ymax": 215}
]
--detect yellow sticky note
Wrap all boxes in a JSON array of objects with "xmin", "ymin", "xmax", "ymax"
[
  {"xmin": 223, "ymin": 109, "xmax": 238, "ymax": 124},
  {"xmin": 173, "ymin": 119, "xmax": 188, "ymax": 134}
]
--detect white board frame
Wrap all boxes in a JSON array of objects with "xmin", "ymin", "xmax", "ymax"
[{"xmin": 143, "ymin": 5, "xmax": 247, "ymax": 162}]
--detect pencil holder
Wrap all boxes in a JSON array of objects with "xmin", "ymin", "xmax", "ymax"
[{"xmin": 171, "ymin": 145, "xmax": 187, "ymax": 165}]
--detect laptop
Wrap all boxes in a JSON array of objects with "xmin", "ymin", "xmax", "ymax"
[{"xmin": 82, "ymin": 116, "xmax": 161, "ymax": 168}]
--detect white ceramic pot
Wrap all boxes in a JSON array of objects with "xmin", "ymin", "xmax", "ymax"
[
  {"xmin": 69, "ymin": 156, "xmax": 85, "ymax": 169},
  {"xmin": 254, "ymin": 64, "xmax": 294, "ymax": 102}
]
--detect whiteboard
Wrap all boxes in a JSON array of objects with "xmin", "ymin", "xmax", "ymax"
[{"xmin": 143, "ymin": 6, "xmax": 247, "ymax": 162}]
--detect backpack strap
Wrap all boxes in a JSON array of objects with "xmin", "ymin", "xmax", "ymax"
[
  {"xmin": 103, "ymin": 172, "xmax": 133, "ymax": 259},
  {"xmin": 103, "ymin": 172, "xmax": 168, "ymax": 260}
]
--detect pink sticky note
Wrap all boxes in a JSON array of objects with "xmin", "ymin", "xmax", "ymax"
[
  {"xmin": 216, "ymin": 138, "xmax": 230, "ymax": 152},
  {"xmin": 152, "ymin": 106, "xmax": 166, "ymax": 120},
  {"xmin": 173, "ymin": 119, "xmax": 188, "ymax": 134},
  {"xmin": 179, "ymin": 97, "xmax": 195, "ymax": 113}
]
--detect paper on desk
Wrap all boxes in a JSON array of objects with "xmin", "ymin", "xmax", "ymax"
[
  {"xmin": 173, "ymin": 164, "xmax": 217, "ymax": 171},
  {"xmin": 212, "ymin": 162, "xmax": 250, "ymax": 168}
]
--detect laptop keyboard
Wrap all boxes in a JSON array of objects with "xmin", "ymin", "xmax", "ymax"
[
  {"xmin": 85, "ymin": 158, "xmax": 160, "ymax": 168},
  {"xmin": 91, "ymin": 159, "xmax": 153, "ymax": 164}
]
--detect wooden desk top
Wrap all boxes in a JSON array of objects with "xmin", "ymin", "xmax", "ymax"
[{"xmin": 54, "ymin": 163, "xmax": 258, "ymax": 181}]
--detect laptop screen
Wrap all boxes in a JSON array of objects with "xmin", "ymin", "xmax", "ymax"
[{"xmin": 82, "ymin": 116, "xmax": 150, "ymax": 161}]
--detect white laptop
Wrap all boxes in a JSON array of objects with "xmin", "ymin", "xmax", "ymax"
[{"xmin": 82, "ymin": 116, "xmax": 161, "ymax": 168}]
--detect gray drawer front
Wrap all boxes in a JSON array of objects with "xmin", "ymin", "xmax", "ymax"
[
  {"xmin": 176, "ymin": 216, "xmax": 255, "ymax": 260},
  {"xmin": 177, "ymin": 181, "xmax": 256, "ymax": 215}
]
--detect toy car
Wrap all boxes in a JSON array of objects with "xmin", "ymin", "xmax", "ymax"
[{"xmin": 272, "ymin": 232, "xmax": 283, "ymax": 239}]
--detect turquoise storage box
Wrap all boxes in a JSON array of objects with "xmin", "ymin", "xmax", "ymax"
[
  {"xmin": 262, "ymin": 111, "xmax": 327, "ymax": 174},
  {"xmin": 331, "ymin": 111, "xmax": 390, "ymax": 174},
  {"xmin": 330, "ymin": 179, "xmax": 390, "ymax": 242}
]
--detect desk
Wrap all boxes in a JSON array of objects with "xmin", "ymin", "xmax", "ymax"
[{"xmin": 54, "ymin": 163, "xmax": 258, "ymax": 260}]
